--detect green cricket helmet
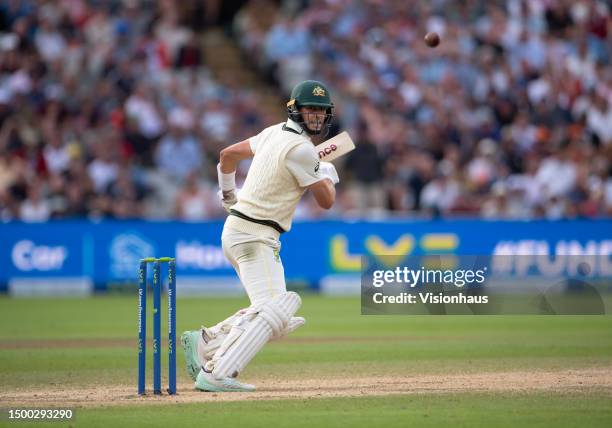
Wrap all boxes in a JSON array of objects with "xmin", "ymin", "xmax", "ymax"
[{"xmin": 286, "ymin": 80, "xmax": 334, "ymax": 136}]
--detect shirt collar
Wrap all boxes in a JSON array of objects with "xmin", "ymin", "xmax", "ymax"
[{"xmin": 285, "ymin": 118, "xmax": 308, "ymax": 137}]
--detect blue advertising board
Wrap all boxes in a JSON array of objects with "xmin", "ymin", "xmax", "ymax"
[{"xmin": 1, "ymin": 219, "xmax": 611, "ymax": 294}]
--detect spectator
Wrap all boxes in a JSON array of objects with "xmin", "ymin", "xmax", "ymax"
[
  {"xmin": 88, "ymin": 142, "xmax": 119, "ymax": 194},
  {"xmin": 174, "ymin": 33, "xmax": 203, "ymax": 69},
  {"xmin": 199, "ymin": 99, "xmax": 232, "ymax": 143},
  {"xmin": 174, "ymin": 171, "xmax": 219, "ymax": 220},
  {"xmin": 344, "ymin": 134, "xmax": 385, "ymax": 215},
  {"xmin": 263, "ymin": 14, "xmax": 312, "ymax": 92},
  {"xmin": 42, "ymin": 133, "xmax": 70, "ymax": 175},
  {"xmin": 155, "ymin": 107, "xmax": 202, "ymax": 183},
  {"xmin": 19, "ymin": 180, "xmax": 50, "ymax": 222},
  {"xmin": 125, "ymin": 83, "xmax": 165, "ymax": 140}
]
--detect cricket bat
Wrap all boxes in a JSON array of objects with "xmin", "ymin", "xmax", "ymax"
[{"xmin": 315, "ymin": 131, "xmax": 355, "ymax": 162}]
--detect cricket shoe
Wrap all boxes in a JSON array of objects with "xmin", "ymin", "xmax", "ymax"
[
  {"xmin": 195, "ymin": 369, "xmax": 256, "ymax": 392},
  {"xmin": 181, "ymin": 329, "xmax": 211, "ymax": 381}
]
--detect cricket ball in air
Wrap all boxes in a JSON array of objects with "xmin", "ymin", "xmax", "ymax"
[{"xmin": 424, "ymin": 32, "xmax": 440, "ymax": 47}]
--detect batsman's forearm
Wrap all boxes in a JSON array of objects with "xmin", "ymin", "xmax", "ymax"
[
  {"xmin": 219, "ymin": 140, "xmax": 253, "ymax": 173},
  {"xmin": 219, "ymin": 151, "xmax": 239, "ymax": 173},
  {"xmin": 308, "ymin": 177, "xmax": 336, "ymax": 209},
  {"xmin": 321, "ymin": 178, "xmax": 336, "ymax": 208}
]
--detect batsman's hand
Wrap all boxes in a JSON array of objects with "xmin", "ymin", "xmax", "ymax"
[
  {"xmin": 217, "ymin": 188, "xmax": 239, "ymax": 213},
  {"xmin": 318, "ymin": 161, "xmax": 339, "ymax": 185}
]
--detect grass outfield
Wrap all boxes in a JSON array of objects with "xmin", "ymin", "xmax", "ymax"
[
  {"xmin": 0, "ymin": 295, "xmax": 611, "ymax": 427},
  {"xmin": 3, "ymin": 393, "xmax": 609, "ymax": 428}
]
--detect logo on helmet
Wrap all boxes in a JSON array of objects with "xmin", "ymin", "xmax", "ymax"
[{"xmin": 312, "ymin": 86, "xmax": 326, "ymax": 97}]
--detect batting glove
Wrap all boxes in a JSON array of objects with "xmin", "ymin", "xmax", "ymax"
[
  {"xmin": 318, "ymin": 161, "xmax": 339, "ymax": 185},
  {"xmin": 217, "ymin": 188, "xmax": 239, "ymax": 213}
]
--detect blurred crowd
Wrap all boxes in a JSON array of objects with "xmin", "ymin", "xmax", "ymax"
[
  {"xmin": 0, "ymin": 0, "xmax": 267, "ymax": 221},
  {"xmin": 0, "ymin": 0, "xmax": 611, "ymax": 222},
  {"xmin": 236, "ymin": 0, "xmax": 612, "ymax": 219}
]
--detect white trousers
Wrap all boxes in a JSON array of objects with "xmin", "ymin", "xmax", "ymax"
[
  {"xmin": 196, "ymin": 217, "xmax": 302, "ymax": 370},
  {"xmin": 221, "ymin": 220, "xmax": 286, "ymax": 307}
]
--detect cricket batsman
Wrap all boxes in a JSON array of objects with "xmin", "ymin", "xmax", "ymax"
[{"xmin": 181, "ymin": 80, "xmax": 339, "ymax": 392}]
